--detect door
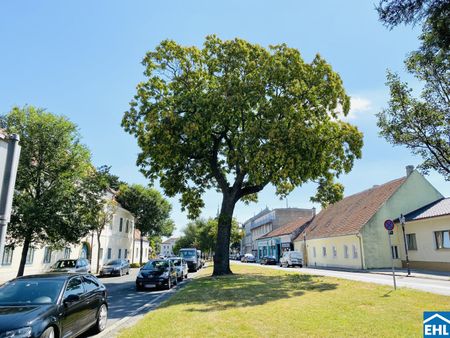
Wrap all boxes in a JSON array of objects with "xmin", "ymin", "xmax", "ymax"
[
  {"xmin": 82, "ymin": 275, "xmax": 102, "ymax": 326},
  {"xmin": 61, "ymin": 277, "xmax": 88, "ymax": 338}
]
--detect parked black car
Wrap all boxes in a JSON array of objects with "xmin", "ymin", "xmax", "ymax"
[
  {"xmin": 260, "ymin": 256, "xmax": 277, "ymax": 265},
  {"xmin": 0, "ymin": 273, "xmax": 108, "ymax": 338},
  {"xmin": 99, "ymin": 259, "xmax": 130, "ymax": 277},
  {"xmin": 136, "ymin": 259, "xmax": 178, "ymax": 291}
]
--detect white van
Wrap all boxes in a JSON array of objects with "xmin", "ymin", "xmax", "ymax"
[{"xmin": 279, "ymin": 251, "xmax": 303, "ymax": 268}]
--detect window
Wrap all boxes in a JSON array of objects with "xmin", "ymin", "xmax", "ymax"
[
  {"xmin": 124, "ymin": 249, "xmax": 128, "ymax": 259},
  {"xmin": 312, "ymin": 247, "xmax": 316, "ymax": 258},
  {"xmin": 64, "ymin": 248, "xmax": 71, "ymax": 259},
  {"xmin": 118, "ymin": 249, "xmax": 122, "ymax": 259},
  {"xmin": 332, "ymin": 246, "xmax": 337, "ymax": 258},
  {"xmin": 391, "ymin": 245, "xmax": 399, "ymax": 259},
  {"xmin": 43, "ymin": 247, "xmax": 52, "ymax": 263},
  {"xmin": 435, "ymin": 230, "xmax": 450, "ymax": 249},
  {"xmin": 64, "ymin": 277, "xmax": 85, "ymax": 298},
  {"xmin": 126, "ymin": 220, "xmax": 129, "ymax": 233},
  {"xmin": 83, "ymin": 275, "xmax": 99, "ymax": 293},
  {"xmin": 344, "ymin": 245, "xmax": 349, "ymax": 259},
  {"xmin": 352, "ymin": 245, "xmax": 358, "ymax": 259},
  {"xmin": 2, "ymin": 246, "xmax": 13, "ymax": 265},
  {"xmin": 26, "ymin": 247, "xmax": 35, "ymax": 265},
  {"xmin": 107, "ymin": 248, "xmax": 112, "ymax": 259},
  {"xmin": 406, "ymin": 234, "xmax": 417, "ymax": 250},
  {"xmin": 119, "ymin": 218, "xmax": 123, "ymax": 232},
  {"xmin": 322, "ymin": 246, "xmax": 327, "ymax": 257}
]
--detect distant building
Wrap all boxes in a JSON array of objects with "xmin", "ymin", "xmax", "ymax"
[
  {"xmin": 160, "ymin": 237, "xmax": 178, "ymax": 257},
  {"xmin": 132, "ymin": 229, "xmax": 150, "ymax": 263},
  {"xmin": 293, "ymin": 167, "xmax": 443, "ymax": 270},
  {"xmin": 241, "ymin": 207, "xmax": 315, "ymax": 256},
  {"xmin": 256, "ymin": 216, "xmax": 312, "ymax": 261}
]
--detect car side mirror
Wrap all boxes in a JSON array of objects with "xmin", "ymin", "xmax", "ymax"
[{"xmin": 64, "ymin": 294, "xmax": 80, "ymax": 304}]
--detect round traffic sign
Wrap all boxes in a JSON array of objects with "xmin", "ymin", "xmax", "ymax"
[{"xmin": 384, "ymin": 219, "xmax": 395, "ymax": 231}]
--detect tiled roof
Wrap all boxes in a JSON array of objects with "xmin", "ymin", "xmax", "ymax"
[
  {"xmin": 162, "ymin": 237, "xmax": 178, "ymax": 244},
  {"xmin": 260, "ymin": 217, "xmax": 312, "ymax": 239},
  {"xmin": 402, "ymin": 198, "xmax": 450, "ymax": 221},
  {"xmin": 296, "ymin": 177, "xmax": 406, "ymax": 240}
]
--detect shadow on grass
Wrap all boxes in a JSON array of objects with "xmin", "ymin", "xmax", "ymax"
[{"xmin": 159, "ymin": 272, "xmax": 338, "ymax": 312}]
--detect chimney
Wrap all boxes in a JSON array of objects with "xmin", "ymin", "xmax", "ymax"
[{"xmin": 406, "ymin": 165, "xmax": 414, "ymax": 176}]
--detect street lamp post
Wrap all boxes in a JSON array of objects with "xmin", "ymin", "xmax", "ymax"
[{"xmin": 400, "ymin": 214, "xmax": 411, "ymax": 276}]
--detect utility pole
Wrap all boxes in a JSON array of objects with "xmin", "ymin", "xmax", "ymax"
[
  {"xmin": 400, "ymin": 214, "xmax": 411, "ymax": 276},
  {"xmin": 0, "ymin": 132, "xmax": 21, "ymax": 263}
]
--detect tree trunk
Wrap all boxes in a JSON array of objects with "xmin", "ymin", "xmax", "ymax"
[
  {"xmin": 139, "ymin": 235, "xmax": 143, "ymax": 266},
  {"xmin": 213, "ymin": 194, "xmax": 236, "ymax": 276},
  {"xmin": 96, "ymin": 230, "xmax": 102, "ymax": 274},
  {"xmin": 17, "ymin": 236, "xmax": 31, "ymax": 277}
]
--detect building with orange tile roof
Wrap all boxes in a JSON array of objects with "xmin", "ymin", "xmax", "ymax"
[{"xmin": 293, "ymin": 167, "xmax": 443, "ymax": 269}]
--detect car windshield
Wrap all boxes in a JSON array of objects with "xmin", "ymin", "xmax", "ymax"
[
  {"xmin": 106, "ymin": 260, "xmax": 121, "ymax": 266},
  {"xmin": 142, "ymin": 260, "xmax": 169, "ymax": 271},
  {"xmin": 290, "ymin": 252, "xmax": 301, "ymax": 258},
  {"xmin": 52, "ymin": 260, "xmax": 76, "ymax": 269},
  {"xmin": 180, "ymin": 250, "xmax": 195, "ymax": 258},
  {"xmin": 171, "ymin": 259, "xmax": 181, "ymax": 266},
  {"xmin": 0, "ymin": 279, "xmax": 64, "ymax": 305}
]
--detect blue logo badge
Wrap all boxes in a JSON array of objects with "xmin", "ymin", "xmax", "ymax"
[{"xmin": 424, "ymin": 312, "xmax": 450, "ymax": 337}]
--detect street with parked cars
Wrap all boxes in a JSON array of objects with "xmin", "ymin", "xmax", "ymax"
[{"xmin": 0, "ymin": 257, "xmax": 203, "ymax": 338}]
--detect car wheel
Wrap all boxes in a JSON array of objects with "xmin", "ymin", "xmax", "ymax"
[
  {"xmin": 279, "ymin": 263, "xmax": 282, "ymax": 267},
  {"xmin": 126, "ymin": 268, "xmax": 130, "ymax": 275},
  {"xmin": 40, "ymin": 326, "xmax": 55, "ymax": 338},
  {"xmin": 94, "ymin": 303, "xmax": 108, "ymax": 333}
]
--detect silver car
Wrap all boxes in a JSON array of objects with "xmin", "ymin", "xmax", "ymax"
[
  {"xmin": 49, "ymin": 258, "xmax": 91, "ymax": 273},
  {"xmin": 169, "ymin": 257, "xmax": 188, "ymax": 281}
]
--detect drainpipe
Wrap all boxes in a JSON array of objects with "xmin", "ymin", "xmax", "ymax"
[{"xmin": 356, "ymin": 233, "xmax": 365, "ymax": 270}]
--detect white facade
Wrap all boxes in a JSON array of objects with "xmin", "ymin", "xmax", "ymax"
[
  {"xmin": 0, "ymin": 197, "xmax": 147, "ymax": 282},
  {"xmin": 160, "ymin": 237, "xmax": 177, "ymax": 257}
]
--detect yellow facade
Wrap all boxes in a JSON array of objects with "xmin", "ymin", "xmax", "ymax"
[{"xmin": 294, "ymin": 235, "xmax": 364, "ymax": 269}]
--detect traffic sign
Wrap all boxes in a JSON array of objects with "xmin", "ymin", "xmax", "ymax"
[{"xmin": 384, "ymin": 219, "xmax": 395, "ymax": 231}]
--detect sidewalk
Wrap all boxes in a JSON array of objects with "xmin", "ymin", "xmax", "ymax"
[{"xmin": 303, "ymin": 265, "xmax": 450, "ymax": 281}]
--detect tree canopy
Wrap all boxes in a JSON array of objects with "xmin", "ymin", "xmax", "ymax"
[
  {"xmin": 122, "ymin": 36, "xmax": 363, "ymax": 275},
  {"xmin": 0, "ymin": 106, "xmax": 94, "ymax": 276},
  {"xmin": 116, "ymin": 183, "xmax": 174, "ymax": 264},
  {"xmin": 376, "ymin": 1, "xmax": 449, "ymax": 180}
]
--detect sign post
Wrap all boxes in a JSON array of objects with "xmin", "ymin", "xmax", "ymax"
[
  {"xmin": 384, "ymin": 219, "xmax": 397, "ymax": 290},
  {"xmin": 0, "ymin": 132, "xmax": 21, "ymax": 263}
]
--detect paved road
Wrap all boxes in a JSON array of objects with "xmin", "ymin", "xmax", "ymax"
[
  {"xmin": 234, "ymin": 261, "xmax": 450, "ymax": 296},
  {"xmin": 83, "ymin": 268, "xmax": 196, "ymax": 337}
]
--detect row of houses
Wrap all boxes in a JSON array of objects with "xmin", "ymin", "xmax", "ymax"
[
  {"xmin": 241, "ymin": 166, "xmax": 450, "ymax": 272},
  {"xmin": 0, "ymin": 191, "xmax": 150, "ymax": 282}
]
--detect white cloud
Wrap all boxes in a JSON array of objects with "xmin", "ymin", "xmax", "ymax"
[{"xmin": 347, "ymin": 96, "xmax": 372, "ymax": 119}]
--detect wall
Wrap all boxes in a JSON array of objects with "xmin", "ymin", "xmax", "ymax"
[
  {"xmin": 298, "ymin": 235, "xmax": 364, "ymax": 269},
  {"xmin": 400, "ymin": 215, "xmax": 450, "ymax": 271},
  {"xmin": 361, "ymin": 171, "xmax": 443, "ymax": 269}
]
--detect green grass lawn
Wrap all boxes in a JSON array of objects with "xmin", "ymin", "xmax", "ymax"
[{"xmin": 118, "ymin": 263, "xmax": 450, "ymax": 338}]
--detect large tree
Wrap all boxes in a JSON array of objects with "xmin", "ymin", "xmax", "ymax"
[
  {"xmin": 376, "ymin": 1, "xmax": 449, "ymax": 180},
  {"xmin": 0, "ymin": 106, "xmax": 93, "ymax": 276},
  {"xmin": 122, "ymin": 36, "xmax": 363, "ymax": 275},
  {"xmin": 116, "ymin": 184, "xmax": 173, "ymax": 265}
]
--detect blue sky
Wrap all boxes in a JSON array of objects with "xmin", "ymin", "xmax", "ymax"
[{"xmin": 1, "ymin": 1, "xmax": 448, "ymax": 235}]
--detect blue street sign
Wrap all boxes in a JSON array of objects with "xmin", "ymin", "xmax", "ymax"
[{"xmin": 384, "ymin": 219, "xmax": 395, "ymax": 231}]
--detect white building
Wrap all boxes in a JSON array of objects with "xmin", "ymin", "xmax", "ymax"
[
  {"xmin": 160, "ymin": 237, "xmax": 178, "ymax": 257},
  {"xmin": 0, "ymin": 194, "xmax": 149, "ymax": 282}
]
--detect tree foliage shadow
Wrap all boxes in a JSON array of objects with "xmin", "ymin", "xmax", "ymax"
[{"xmin": 158, "ymin": 272, "xmax": 338, "ymax": 313}]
